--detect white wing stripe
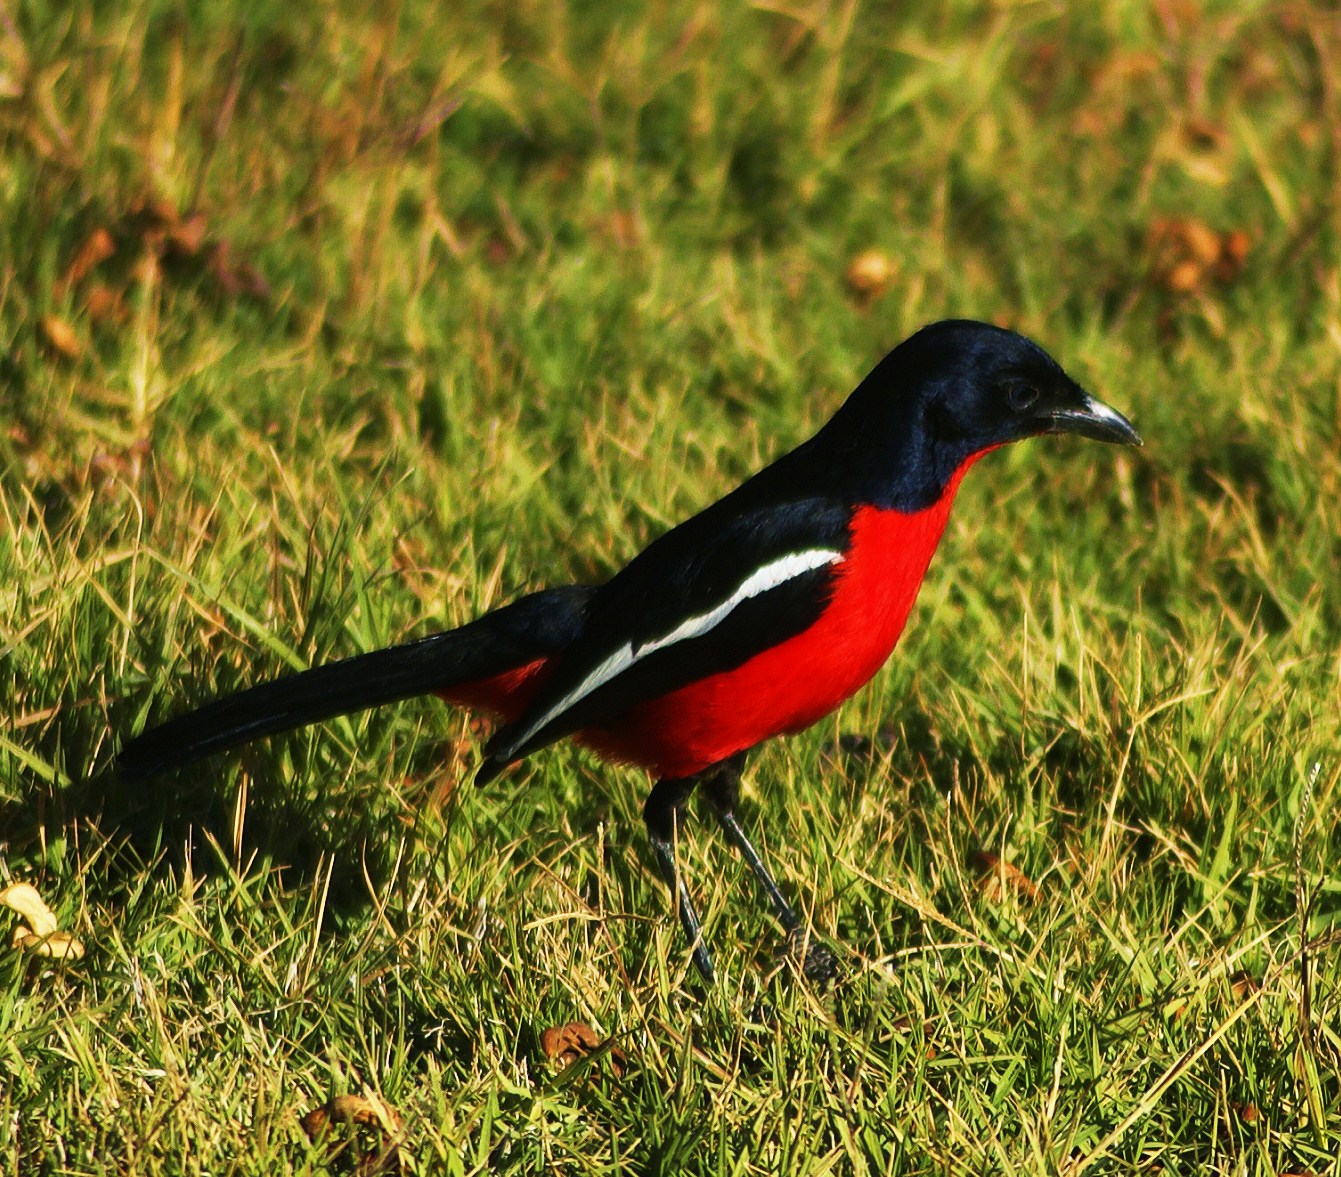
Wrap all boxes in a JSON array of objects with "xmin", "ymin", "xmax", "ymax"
[
  {"xmin": 634, "ymin": 548, "xmax": 844, "ymax": 658},
  {"xmin": 510, "ymin": 547, "xmax": 843, "ymax": 750}
]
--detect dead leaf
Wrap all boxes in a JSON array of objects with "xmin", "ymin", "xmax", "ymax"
[
  {"xmin": 61, "ymin": 228, "xmax": 117, "ymax": 290},
  {"xmin": 1228, "ymin": 970, "xmax": 1260, "ymax": 1001},
  {"xmin": 1213, "ymin": 229, "xmax": 1250, "ymax": 281},
  {"xmin": 541, "ymin": 1020, "xmax": 599, "ymax": 1065},
  {"xmin": 0, "ymin": 883, "xmax": 58, "ymax": 937},
  {"xmin": 40, "ymin": 314, "xmax": 81, "ymax": 359},
  {"xmin": 540, "ymin": 1021, "xmax": 627, "ymax": 1077},
  {"xmin": 970, "ymin": 850, "xmax": 1039, "ymax": 902},
  {"xmin": 1147, "ymin": 216, "xmax": 1250, "ymax": 295},
  {"xmin": 399, "ymin": 94, "xmax": 464, "ymax": 148},
  {"xmin": 0, "ymin": 24, "xmax": 27, "ymax": 100},
  {"xmin": 128, "ymin": 195, "xmax": 181, "ymax": 238},
  {"xmin": 13, "ymin": 929, "xmax": 85, "ymax": 958},
  {"xmin": 109, "ymin": 196, "xmax": 271, "ymax": 303},
  {"xmin": 85, "ymin": 283, "xmax": 129, "ymax": 326},
  {"xmin": 1182, "ymin": 117, "xmax": 1226, "ymax": 151},
  {"xmin": 299, "ymin": 1093, "xmax": 405, "ymax": 1176},
  {"xmin": 1164, "ymin": 259, "xmax": 1204, "ymax": 294},
  {"xmin": 166, "ymin": 212, "xmax": 208, "ymax": 257},
  {"xmin": 845, "ymin": 249, "xmax": 897, "ymax": 300},
  {"xmin": 1, "ymin": 882, "xmax": 86, "ymax": 959}
]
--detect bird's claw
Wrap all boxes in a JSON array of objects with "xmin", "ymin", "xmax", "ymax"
[{"xmin": 786, "ymin": 927, "xmax": 841, "ymax": 987}]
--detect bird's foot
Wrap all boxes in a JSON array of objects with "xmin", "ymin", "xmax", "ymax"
[{"xmin": 784, "ymin": 927, "xmax": 841, "ymax": 987}]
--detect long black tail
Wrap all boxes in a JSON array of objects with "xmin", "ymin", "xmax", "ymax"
[{"xmin": 116, "ymin": 585, "xmax": 593, "ymax": 781}]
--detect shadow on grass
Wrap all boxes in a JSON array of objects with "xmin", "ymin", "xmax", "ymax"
[{"xmin": 5, "ymin": 711, "xmax": 424, "ymax": 919}]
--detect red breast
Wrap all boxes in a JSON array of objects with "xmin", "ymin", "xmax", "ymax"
[{"xmin": 579, "ymin": 458, "xmax": 984, "ymax": 778}]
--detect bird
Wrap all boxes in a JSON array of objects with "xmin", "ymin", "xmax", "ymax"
[{"xmin": 117, "ymin": 319, "xmax": 1141, "ymax": 984}]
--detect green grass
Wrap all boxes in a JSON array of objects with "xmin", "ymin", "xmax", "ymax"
[{"xmin": 3, "ymin": 0, "xmax": 1340, "ymax": 1172}]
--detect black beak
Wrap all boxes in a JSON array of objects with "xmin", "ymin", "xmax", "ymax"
[{"xmin": 1044, "ymin": 393, "xmax": 1143, "ymax": 447}]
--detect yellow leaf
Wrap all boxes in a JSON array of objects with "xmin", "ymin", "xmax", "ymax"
[
  {"xmin": 845, "ymin": 249, "xmax": 897, "ymax": 299},
  {"xmin": 12, "ymin": 929, "xmax": 85, "ymax": 959},
  {"xmin": 40, "ymin": 314, "xmax": 82, "ymax": 359},
  {"xmin": 1, "ymin": 882, "xmax": 86, "ymax": 959},
  {"xmin": 299, "ymin": 1093, "xmax": 406, "ymax": 1175},
  {"xmin": 0, "ymin": 882, "xmax": 59, "ymax": 937}
]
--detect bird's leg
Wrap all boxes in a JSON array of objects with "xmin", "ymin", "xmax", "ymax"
[
  {"xmin": 700, "ymin": 757, "xmax": 800, "ymax": 934},
  {"xmin": 699, "ymin": 755, "xmax": 840, "ymax": 984},
  {"xmin": 643, "ymin": 775, "xmax": 716, "ymax": 985}
]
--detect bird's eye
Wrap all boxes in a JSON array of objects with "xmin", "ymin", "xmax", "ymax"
[{"xmin": 1008, "ymin": 384, "xmax": 1040, "ymax": 412}]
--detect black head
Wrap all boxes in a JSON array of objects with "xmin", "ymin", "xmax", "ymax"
[
  {"xmin": 894, "ymin": 320, "xmax": 1140, "ymax": 449},
  {"xmin": 815, "ymin": 319, "xmax": 1141, "ymax": 510}
]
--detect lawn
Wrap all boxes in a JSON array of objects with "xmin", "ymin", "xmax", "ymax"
[{"xmin": 2, "ymin": 1, "xmax": 1340, "ymax": 1173}]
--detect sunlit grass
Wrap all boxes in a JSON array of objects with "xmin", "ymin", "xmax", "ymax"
[{"xmin": 2, "ymin": 1, "xmax": 1340, "ymax": 1173}]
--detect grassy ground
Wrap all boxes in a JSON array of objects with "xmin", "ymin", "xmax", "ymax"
[{"xmin": 2, "ymin": 1, "xmax": 1340, "ymax": 1172}]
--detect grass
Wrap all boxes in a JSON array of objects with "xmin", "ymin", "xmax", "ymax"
[{"xmin": 2, "ymin": 0, "xmax": 1340, "ymax": 1172}]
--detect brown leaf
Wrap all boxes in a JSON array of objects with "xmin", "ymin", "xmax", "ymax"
[
  {"xmin": 1228, "ymin": 970, "xmax": 1260, "ymax": 1001},
  {"xmin": 400, "ymin": 94, "xmax": 464, "ymax": 147},
  {"xmin": 970, "ymin": 850, "xmax": 1039, "ymax": 902},
  {"xmin": 541, "ymin": 1020, "xmax": 599, "ymax": 1065},
  {"xmin": 1212, "ymin": 229, "xmax": 1250, "ymax": 282},
  {"xmin": 1147, "ymin": 217, "xmax": 1250, "ymax": 295},
  {"xmin": 889, "ymin": 1014, "xmax": 939, "ymax": 1059},
  {"xmin": 129, "ymin": 195, "xmax": 182, "ymax": 237},
  {"xmin": 40, "ymin": 314, "xmax": 82, "ymax": 359},
  {"xmin": 1182, "ymin": 117, "xmax": 1226, "ymax": 151},
  {"xmin": 0, "ymin": 28, "xmax": 25, "ymax": 101},
  {"xmin": 299, "ymin": 1093, "xmax": 405, "ymax": 1176},
  {"xmin": 845, "ymin": 249, "xmax": 897, "ymax": 300},
  {"xmin": 1171, "ymin": 218, "xmax": 1221, "ymax": 266},
  {"xmin": 125, "ymin": 196, "xmax": 204, "ymax": 261},
  {"xmin": 166, "ymin": 212, "xmax": 208, "ymax": 257},
  {"xmin": 122, "ymin": 199, "xmax": 270, "ymax": 300},
  {"xmin": 540, "ymin": 1021, "xmax": 627, "ymax": 1077},
  {"xmin": 1163, "ymin": 259, "xmax": 1203, "ymax": 294},
  {"xmin": 61, "ymin": 228, "xmax": 117, "ymax": 290},
  {"xmin": 85, "ymin": 283, "xmax": 129, "ymax": 326}
]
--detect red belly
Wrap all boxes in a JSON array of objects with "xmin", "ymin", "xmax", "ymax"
[{"xmin": 579, "ymin": 491, "xmax": 965, "ymax": 778}]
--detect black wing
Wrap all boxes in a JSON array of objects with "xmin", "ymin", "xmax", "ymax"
[{"xmin": 478, "ymin": 497, "xmax": 853, "ymax": 779}]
